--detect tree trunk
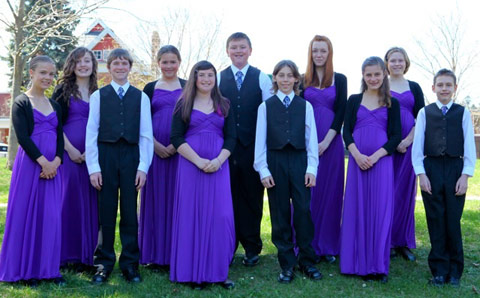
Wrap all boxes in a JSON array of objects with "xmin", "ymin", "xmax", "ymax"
[{"xmin": 7, "ymin": 0, "xmax": 25, "ymax": 170}]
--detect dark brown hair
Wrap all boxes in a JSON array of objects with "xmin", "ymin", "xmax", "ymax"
[
  {"xmin": 57, "ymin": 47, "xmax": 98, "ymax": 106},
  {"xmin": 433, "ymin": 68, "xmax": 457, "ymax": 85},
  {"xmin": 304, "ymin": 35, "xmax": 334, "ymax": 89},
  {"xmin": 174, "ymin": 60, "xmax": 230, "ymax": 123},
  {"xmin": 361, "ymin": 56, "xmax": 391, "ymax": 108}
]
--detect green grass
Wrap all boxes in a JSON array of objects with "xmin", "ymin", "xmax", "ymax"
[{"xmin": 0, "ymin": 157, "xmax": 479, "ymax": 296}]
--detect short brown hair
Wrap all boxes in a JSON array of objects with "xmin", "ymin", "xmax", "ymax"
[
  {"xmin": 226, "ymin": 32, "xmax": 252, "ymax": 49},
  {"xmin": 434, "ymin": 69, "xmax": 457, "ymax": 85},
  {"xmin": 107, "ymin": 48, "xmax": 133, "ymax": 68},
  {"xmin": 272, "ymin": 60, "xmax": 301, "ymax": 94}
]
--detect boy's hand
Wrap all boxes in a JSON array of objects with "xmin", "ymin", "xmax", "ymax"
[
  {"xmin": 455, "ymin": 174, "xmax": 469, "ymax": 196},
  {"xmin": 261, "ymin": 176, "xmax": 275, "ymax": 188},
  {"xmin": 90, "ymin": 172, "xmax": 103, "ymax": 191},
  {"xmin": 305, "ymin": 173, "xmax": 316, "ymax": 187},
  {"xmin": 418, "ymin": 174, "xmax": 432, "ymax": 195},
  {"xmin": 135, "ymin": 170, "xmax": 147, "ymax": 191}
]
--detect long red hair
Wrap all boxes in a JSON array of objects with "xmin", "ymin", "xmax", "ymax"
[{"xmin": 304, "ymin": 35, "xmax": 334, "ymax": 89}]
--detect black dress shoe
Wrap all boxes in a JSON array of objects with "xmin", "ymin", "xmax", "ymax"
[
  {"xmin": 378, "ymin": 274, "xmax": 388, "ymax": 283},
  {"xmin": 448, "ymin": 276, "xmax": 460, "ymax": 288},
  {"xmin": 278, "ymin": 268, "xmax": 295, "ymax": 284},
  {"xmin": 122, "ymin": 268, "xmax": 142, "ymax": 283},
  {"xmin": 91, "ymin": 270, "xmax": 110, "ymax": 285},
  {"xmin": 428, "ymin": 275, "xmax": 446, "ymax": 286},
  {"xmin": 398, "ymin": 247, "xmax": 416, "ymax": 262},
  {"xmin": 26, "ymin": 279, "xmax": 40, "ymax": 288},
  {"xmin": 242, "ymin": 254, "xmax": 260, "ymax": 267},
  {"xmin": 190, "ymin": 282, "xmax": 207, "ymax": 290},
  {"xmin": 362, "ymin": 274, "xmax": 375, "ymax": 282},
  {"xmin": 299, "ymin": 265, "xmax": 322, "ymax": 281},
  {"xmin": 53, "ymin": 276, "xmax": 66, "ymax": 286},
  {"xmin": 221, "ymin": 279, "xmax": 235, "ymax": 289},
  {"xmin": 324, "ymin": 255, "xmax": 336, "ymax": 264}
]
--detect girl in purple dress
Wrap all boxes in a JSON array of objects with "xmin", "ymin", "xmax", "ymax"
[
  {"xmin": 384, "ymin": 47, "xmax": 425, "ymax": 261},
  {"xmin": 52, "ymin": 47, "xmax": 99, "ymax": 271},
  {"xmin": 139, "ymin": 45, "xmax": 185, "ymax": 269},
  {"xmin": 302, "ymin": 35, "xmax": 347, "ymax": 264},
  {"xmin": 340, "ymin": 57, "xmax": 401, "ymax": 283},
  {"xmin": 170, "ymin": 61, "xmax": 236, "ymax": 290},
  {"xmin": 0, "ymin": 56, "xmax": 65, "ymax": 287}
]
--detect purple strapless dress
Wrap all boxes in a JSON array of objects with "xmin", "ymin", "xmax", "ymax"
[
  {"xmin": 0, "ymin": 109, "xmax": 62, "ymax": 281},
  {"xmin": 139, "ymin": 88, "xmax": 181, "ymax": 265},
  {"xmin": 170, "ymin": 110, "xmax": 235, "ymax": 283},
  {"xmin": 340, "ymin": 106, "xmax": 394, "ymax": 276}
]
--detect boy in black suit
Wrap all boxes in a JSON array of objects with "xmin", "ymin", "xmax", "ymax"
[
  {"xmin": 412, "ymin": 69, "xmax": 476, "ymax": 287},
  {"xmin": 86, "ymin": 49, "xmax": 153, "ymax": 284},
  {"xmin": 218, "ymin": 32, "xmax": 272, "ymax": 266}
]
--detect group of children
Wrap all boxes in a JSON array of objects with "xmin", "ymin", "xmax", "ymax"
[{"xmin": 0, "ymin": 31, "xmax": 476, "ymax": 290}]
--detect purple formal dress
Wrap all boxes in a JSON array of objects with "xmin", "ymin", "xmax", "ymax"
[
  {"xmin": 390, "ymin": 91, "xmax": 417, "ymax": 249},
  {"xmin": 139, "ymin": 88, "xmax": 181, "ymax": 265},
  {"xmin": 0, "ymin": 110, "xmax": 62, "ymax": 281},
  {"xmin": 340, "ymin": 106, "xmax": 394, "ymax": 276},
  {"xmin": 60, "ymin": 98, "xmax": 98, "ymax": 266},
  {"xmin": 304, "ymin": 86, "xmax": 344, "ymax": 257},
  {"xmin": 170, "ymin": 110, "xmax": 235, "ymax": 283}
]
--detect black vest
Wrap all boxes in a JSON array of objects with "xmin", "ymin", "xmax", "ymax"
[
  {"xmin": 424, "ymin": 103, "xmax": 464, "ymax": 157},
  {"xmin": 219, "ymin": 66, "xmax": 263, "ymax": 146},
  {"xmin": 98, "ymin": 85, "xmax": 141, "ymax": 144},
  {"xmin": 266, "ymin": 95, "xmax": 306, "ymax": 150}
]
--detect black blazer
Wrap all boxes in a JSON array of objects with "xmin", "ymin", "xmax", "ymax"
[
  {"xmin": 300, "ymin": 72, "xmax": 348, "ymax": 133},
  {"xmin": 143, "ymin": 78, "xmax": 187, "ymax": 100},
  {"xmin": 408, "ymin": 80, "xmax": 425, "ymax": 118},
  {"xmin": 170, "ymin": 102, "xmax": 236, "ymax": 153},
  {"xmin": 11, "ymin": 93, "xmax": 64, "ymax": 162},
  {"xmin": 343, "ymin": 93, "xmax": 401, "ymax": 155}
]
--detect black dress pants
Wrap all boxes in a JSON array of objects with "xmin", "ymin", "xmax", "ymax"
[
  {"xmin": 266, "ymin": 146, "xmax": 316, "ymax": 270},
  {"xmin": 229, "ymin": 142, "xmax": 264, "ymax": 257},
  {"xmin": 422, "ymin": 156, "xmax": 465, "ymax": 279},
  {"xmin": 94, "ymin": 140, "xmax": 140, "ymax": 271}
]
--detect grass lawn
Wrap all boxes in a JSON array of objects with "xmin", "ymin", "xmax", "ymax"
[{"xmin": 0, "ymin": 157, "xmax": 479, "ymax": 296}]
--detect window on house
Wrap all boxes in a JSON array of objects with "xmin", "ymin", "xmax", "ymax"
[
  {"xmin": 93, "ymin": 50, "xmax": 102, "ymax": 60},
  {"xmin": 103, "ymin": 50, "xmax": 111, "ymax": 60}
]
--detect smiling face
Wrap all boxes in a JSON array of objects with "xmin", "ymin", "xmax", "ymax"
[
  {"xmin": 386, "ymin": 51, "xmax": 406, "ymax": 76},
  {"xmin": 311, "ymin": 40, "xmax": 329, "ymax": 68},
  {"xmin": 195, "ymin": 68, "xmax": 216, "ymax": 95},
  {"xmin": 432, "ymin": 75, "xmax": 457, "ymax": 105},
  {"xmin": 274, "ymin": 66, "xmax": 297, "ymax": 95},
  {"xmin": 108, "ymin": 57, "xmax": 131, "ymax": 85},
  {"xmin": 30, "ymin": 62, "xmax": 56, "ymax": 91},
  {"xmin": 158, "ymin": 52, "xmax": 180, "ymax": 80},
  {"xmin": 74, "ymin": 52, "xmax": 93, "ymax": 79},
  {"xmin": 227, "ymin": 38, "xmax": 252, "ymax": 69},
  {"xmin": 363, "ymin": 64, "xmax": 385, "ymax": 91}
]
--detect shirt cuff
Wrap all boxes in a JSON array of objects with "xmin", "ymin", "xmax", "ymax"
[
  {"xmin": 259, "ymin": 168, "xmax": 272, "ymax": 180},
  {"xmin": 462, "ymin": 166, "xmax": 474, "ymax": 177},
  {"xmin": 306, "ymin": 166, "xmax": 317, "ymax": 177},
  {"xmin": 413, "ymin": 165, "xmax": 426, "ymax": 176},
  {"xmin": 88, "ymin": 164, "xmax": 101, "ymax": 175},
  {"xmin": 137, "ymin": 162, "xmax": 149, "ymax": 174}
]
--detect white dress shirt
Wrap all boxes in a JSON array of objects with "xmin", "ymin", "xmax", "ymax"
[
  {"xmin": 412, "ymin": 100, "xmax": 476, "ymax": 176},
  {"xmin": 217, "ymin": 64, "xmax": 273, "ymax": 101},
  {"xmin": 85, "ymin": 80, "xmax": 154, "ymax": 175},
  {"xmin": 254, "ymin": 90, "xmax": 319, "ymax": 179}
]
